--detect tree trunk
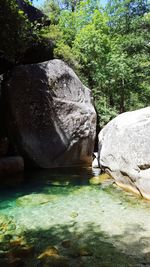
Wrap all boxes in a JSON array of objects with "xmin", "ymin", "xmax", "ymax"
[{"xmin": 120, "ymin": 78, "xmax": 125, "ymax": 113}]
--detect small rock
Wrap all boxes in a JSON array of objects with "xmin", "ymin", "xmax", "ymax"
[
  {"xmin": 61, "ymin": 240, "xmax": 71, "ymax": 248},
  {"xmin": 89, "ymin": 173, "xmax": 111, "ymax": 185},
  {"xmin": 51, "ymin": 181, "xmax": 70, "ymax": 186},
  {"xmin": 89, "ymin": 176, "xmax": 101, "ymax": 185},
  {"xmin": 70, "ymin": 246, "xmax": 93, "ymax": 258},
  {"xmin": 78, "ymin": 247, "xmax": 93, "ymax": 257},
  {"xmin": 10, "ymin": 237, "xmax": 26, "ymax": 247},
  {"xmin": 70, "ymin": 212, "xmax": 78, "ymax": 218},
  {"xmin": 38, "ymin": 246, "xmax": 59, "ymax": 259}
]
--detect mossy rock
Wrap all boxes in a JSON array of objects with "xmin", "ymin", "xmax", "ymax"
[
  {"xmin": 70, "ymin": 211, "xmax": 78, "ymax": 218},
  {"xmin": 37, "ymin": 246, "xmax": 70, "ymax": 267},
  {"xmin": 89, "ymin": 173, "xmax": 111, "ymax": 185},
  {"xmin": 38, "ymin": 246, "xmax": 59, "ymax": 259}
]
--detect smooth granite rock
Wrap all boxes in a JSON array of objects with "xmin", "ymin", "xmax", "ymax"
[
  {"xmin": 98, "ymin": 107, "xmax": 150, "ymax": 199},
  {"xmin": 4, "ymin": 59, "xmax": 96, "ymax": 168}
]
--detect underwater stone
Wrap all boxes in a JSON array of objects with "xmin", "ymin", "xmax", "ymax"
[
  {"xmin": 89, "ymin": 173, "xmax": 111, "ymax": 185},
  {"xmin": 70, "ymin": 212, "xmax": 78, "ymax": 218},
  {"xmin": 61, "ymin": 239, "xmax": 71, "ymax": 248},
  {"xmin": 77, "ymin": 247, "xmax": 93, "ymax": 257},
  {"xmin": 16, "ymin": 193, "xmax": 57, "ymax": 207},
  {"xmin": 38, "ymin": 246, "xmax": 59, "ymax": 259}
]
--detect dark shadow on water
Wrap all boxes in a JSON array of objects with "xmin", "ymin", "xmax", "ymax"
[
  {"xmin": 1, "ymin": 222, "xmax": 150, "ymax": 267},
  {"xmin": 0, "ymin": 167, "xmax": 97, "ymax": 208},
  {"xmin": 0, "ymin": 167, "xmax": 150, "ymax": 210}
]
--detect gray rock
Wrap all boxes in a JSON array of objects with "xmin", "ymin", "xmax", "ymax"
[
  {"xmin": 98, "ymin": 107, "xmax": 150, "ymax": 199},
  {"xmin": 4, "ymin": 59, "xmax": 96, "ymax": 168}
]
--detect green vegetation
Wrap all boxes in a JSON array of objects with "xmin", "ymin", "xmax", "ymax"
[
  {"xmin": 0, "ymin": 0, "xmax": 41, "ymax": 63},
  {"xmin": 41, "ymin": 0, "xmax": 150, "ymax": 127},
  {"xmin": 0, "ymin": 0, "xmax": 150, "ymax": 127}
]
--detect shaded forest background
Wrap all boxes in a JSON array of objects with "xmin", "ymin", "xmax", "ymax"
[{"xmin": 1, "ymin": 0, "xmax": 150, "ymax": 128}]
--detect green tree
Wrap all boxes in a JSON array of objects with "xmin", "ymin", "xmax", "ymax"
[
  {"xmin": 106, "ymin": 0, "xmax": 150, "ymax": 112},
  {"xmin": 41, "ymin": 0, "xmax": 150, "ymax": 127},
  {"xmin": 0, "ymin": 0, "xmax": 41, "ymax": 64}
]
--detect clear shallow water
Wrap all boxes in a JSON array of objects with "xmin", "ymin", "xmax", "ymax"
[{"xmin": 1, "ymin": 168, "xmax": 150, "ymax": 267}]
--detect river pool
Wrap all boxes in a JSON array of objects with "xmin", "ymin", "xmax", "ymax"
[{"xmin": 0, "ymin": 168, "xmax": 150, "ymax": 267}]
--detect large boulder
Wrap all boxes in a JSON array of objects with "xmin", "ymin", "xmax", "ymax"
[
  {"xmin": 19, "ymin": 39, "xmax": 54, "ymax": 65},
  {"xmin": 3, "ymin": 59, "xmax": 96, "ymax": 168},
  {"xmin": 98, "ymin": 107, "xmax": 150, "ymax": 200}
]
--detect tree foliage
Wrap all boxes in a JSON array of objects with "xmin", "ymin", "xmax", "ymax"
[
  {"xmin": 1, "ymin": 0, "xmax": 150, "ymax": 128},
  {"xmin": 42, "ymin": 0, "xmax": 149, "ymax": 127},
  {"xmin": 0, "ymin": 0, "xmax": 41, "ymax": 63}
]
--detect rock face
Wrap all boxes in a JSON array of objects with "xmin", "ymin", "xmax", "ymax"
[
  {"xmin": 98, "ymin": 107, "xmax": 150, "ymax": 200},
  {"xmin": 4, "ymin": 59, "xmax": 96, "ymax": 168},
  {"xmin": 16, "ymin": 0, "xmax": 50, "ymax": 25},
  {"xmin": 0, "ymin": 156, "xmax": 24, "ymax": 175},
  {"xmin": 19, "ymin": 40, "xmax": 54, "ymax": 65}
]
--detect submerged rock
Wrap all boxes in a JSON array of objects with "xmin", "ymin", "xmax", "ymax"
[
  {"xmin": 4, "ymin": 59, "xmax": 96, "ymax": 168},
  {"xmin": 69, "ymin": 244, "xmax": 93, "ymax": 258},
  {"xmin": 37, "ymin": 246, "xmax": 69, "ymax": 267},
  {"xmin": 98, "ymin": 107, "xmax": 150, "ymax": 200},
  {"xmin": 38, "ymin": 246, "xmax": 59, "ymax": 259},
  {"xmin": 61, "ymin": 240, "xmax": 71, "ymax": 248},
  {"xmin": 70, "ymin": 211, "xmax": 78, "ymax": 218},
  {"xmin": 16, "ymin": 193, "xmax": 57, "ymax": 207},
  {"xmin": 89, "ymin": 173, "xmax": 111, "ymax": 185}
]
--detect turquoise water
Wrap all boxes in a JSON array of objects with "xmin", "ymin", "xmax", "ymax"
[{"xmin": 1, "ymin": 168, "xmax": 150, "ymax": 267}]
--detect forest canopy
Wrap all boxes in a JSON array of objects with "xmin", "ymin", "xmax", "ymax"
[
  {"xmin": 0, "ymin": 0, "xmax": 150, "ymax": 127},
  {"xmin": 40, "ymin": 0, "xmax": 150, "ymax": 126}
]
